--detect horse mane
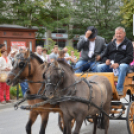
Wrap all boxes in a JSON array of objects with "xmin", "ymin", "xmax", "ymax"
[
  {"xmin": 57, "ymin": 59, "xmax": 74, "ymax": 73},
  {"xmin": 30, "ymin": 52, "xmax": 44, "ymax": 64}
]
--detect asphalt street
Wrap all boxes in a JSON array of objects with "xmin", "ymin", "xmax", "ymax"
[{"xmin": 0, "ymin": 97, "xmax": 130, "ymax": 134}]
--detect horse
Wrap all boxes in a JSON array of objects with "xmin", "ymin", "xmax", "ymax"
[
  {"xmin": 6, "ymin": 50, "xmax": 62, "ymax": 134},
  {"xmin": 43, "ymin": 60, "xmax": 113, "ymax": 134}
]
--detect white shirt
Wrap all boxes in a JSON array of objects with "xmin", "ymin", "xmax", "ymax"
[
  {"xmin": 36, "ymin": 53, "xmax": 45, "ymax": 61},
  {"xmin": 0, "ymin": 57, "xmax": 12, "ymax": 74},
  {"xmin": 64, "ymin": 53, "xmax": 70, "ymax": 64},
  {"xmin": 84, "ymin": 37, "xmax": 95, "ymax": 58}
]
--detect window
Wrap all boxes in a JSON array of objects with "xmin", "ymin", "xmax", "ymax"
[
  {"xmin": 29, "ymin": 41, "xmax": 32, "ymax": 51},
  {"xmin": 4, "ymin": 40, "xmax": 7, "ymax": 49}
]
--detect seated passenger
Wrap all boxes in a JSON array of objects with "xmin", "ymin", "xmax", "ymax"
[
  {"xmin": 96, "ymin": 27, "xmax": 133, "ymax": 95},
  {"xmin": 57, "ymin": 50, "xmax": 67, "ymax": 63},
  {"xmin": 75, "ymin": 26, "xmax": 106, "ymax": 73}
]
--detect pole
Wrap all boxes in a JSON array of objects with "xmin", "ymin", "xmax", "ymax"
[{"xmin": 17, "ymin": 84, "xmax": 19, "ymax": 100}]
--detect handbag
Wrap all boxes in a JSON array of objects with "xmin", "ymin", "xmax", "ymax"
[{"xmin": 0, "ymin": 72, "xmax": 8, "ymax": 82}]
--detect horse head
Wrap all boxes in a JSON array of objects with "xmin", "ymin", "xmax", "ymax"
[
  {"xmin": 6, "ymin": 49, "xmax": 41, "ymax": 86},
  {"xmin": 43, "ymin": 61, "xmax": 64, "ymax": 98}
]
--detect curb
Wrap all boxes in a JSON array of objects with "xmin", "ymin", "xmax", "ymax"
[{"xmin": 0, "ymin": 100, "xmax": 27, "ymax": 110}]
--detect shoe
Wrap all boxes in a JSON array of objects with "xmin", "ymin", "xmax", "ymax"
[
  {"xmin": 6, "ymin": 100, "xmax": 13, "ymax": 103},
  {"xmin": 118, "ymin": 91, "xmax": 124, "ymax": 96},
  {"xmin": 1, "ymin": 101, "xmax": 6, "ymax": 104}
]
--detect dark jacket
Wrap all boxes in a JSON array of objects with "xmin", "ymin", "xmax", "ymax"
[
  {"xmin": 102, "ymin": 37, "xmax": 133, "ymax": 64},
  {"xmin": 77, "ymin": 36, "xmax": 106, "ymax": 61}
]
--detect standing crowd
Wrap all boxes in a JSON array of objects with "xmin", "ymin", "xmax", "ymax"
[{"xmin": 0, "ymin": 26, "xmax": 134, "ymax": 104}]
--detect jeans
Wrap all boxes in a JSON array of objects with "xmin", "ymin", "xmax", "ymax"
[
  {"xmin": 96, "ymin": 63, "xmax": 129, "ymax": 92},
  {"xmin": 20, "ymin": 82, "xmax": 28, "ymax": 96},
  {"xmin": 75, "ymin": 60, "xmax": 100, "ymax": 73}
]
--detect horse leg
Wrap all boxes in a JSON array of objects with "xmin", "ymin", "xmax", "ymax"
[
  {"xmin": 103, "ymin": 103, "xmax": 111, "ymax": 134},
  {"xmin": 26, "ymin": 111, "xmax": 38, "ymax": 134},
  {"xmin": 63, "ymin": 115, "xmax": 72, "ymax": 134},
  {"xmin": 73, "ymin": 114, "xmax": 84, "ymax": 134},
  {"xmin": 92, "ymin": 115, "xmax": 97, "ymax": 134},
  {"xmin": 39, "ymin": 112, "xmax": 49, "ymax": 134}
]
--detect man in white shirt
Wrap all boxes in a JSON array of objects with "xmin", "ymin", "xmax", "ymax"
[
  {"xmin": 75, "ymin": 26, "xmax": 106, "ymax": 73},
  {"xmin": 35, "ymin": 46, "xmax": 45, "ymax": 62}
]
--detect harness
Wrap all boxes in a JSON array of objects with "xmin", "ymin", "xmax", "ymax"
[{"xmin": 14, "ymin": 62, "xmax": 125, "ymax": 119}]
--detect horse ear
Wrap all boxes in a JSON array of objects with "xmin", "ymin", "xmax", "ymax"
[{"xmin": 25, "ymin": 49, "xmax": 30, "ymax": 58}]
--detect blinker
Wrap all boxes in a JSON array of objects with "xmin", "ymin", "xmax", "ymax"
[{"xmin": 19, "ymin": 62, "xmax": 25, "ymax": 68}]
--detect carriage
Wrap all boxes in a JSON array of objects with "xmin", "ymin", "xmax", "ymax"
[
  {"xmin": 7, "ymin": 50, "xmax": 134, "ymax": 134},
  {"xmin": 74, "ymin": 72, "xmax": 134, "ymax": 134}
]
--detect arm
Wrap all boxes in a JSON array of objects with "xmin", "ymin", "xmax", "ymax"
[
  {"xmin": 119, "ymin": 42, "xmax": 133, "ymax": 64},
  {"xmin": 77, "ymin": 36, "xmax": 88, "ymax": 51},
  {"xmin": 77, "ymin": 31, "xmax": 92, "ymax": 51},
  {"xmin": 0, "ymin": 58, "xmax": 8, "ymax": 71},
  {"xmin": 101, "ymin": 44, "xmax": 110, "ymax": 63},
  {"xmin": 70, "ymin": 57, "xmax": 77, "ymax": 63},
  {"xmin": 100, "ymin": 39, "xmax": 107, "ymax": 58}
]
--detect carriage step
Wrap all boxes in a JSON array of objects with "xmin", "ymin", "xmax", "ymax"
[
  {"xmin": 110, "ymin": 110, "xmax": 125, "ymax": 114},
  {"xmin": 111, "ymin": 102, "xmax": 126, "ymax": 110},
  {"xmin": 111, "ymin": 102, "xmax": 121, "ymax": 106}
]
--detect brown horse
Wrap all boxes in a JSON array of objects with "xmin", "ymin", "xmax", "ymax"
[
  {"xmin": 6, "ymin": 50, "xmax": 61, "ymax": 134},
  {"xmin": 43, "ymin": 60, "xmax": 113, "ymax": 134}
]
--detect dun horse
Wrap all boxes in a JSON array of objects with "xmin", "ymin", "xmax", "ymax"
[
  {"xmin": 6, "ymin": 50, "xmax": 61, "ymax": 134},
  {"xmin": 43, "ymin": 60, "xmax": 113, "ymax": 134}
]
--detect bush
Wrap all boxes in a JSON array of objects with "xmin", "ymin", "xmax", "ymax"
[
  {"xmin": 10, "ymin": 84, "xmax": 23, "ymax": 98},
  {"xmin": 66, "ymin": 45, "xmax": 80, "ymax": 59}
]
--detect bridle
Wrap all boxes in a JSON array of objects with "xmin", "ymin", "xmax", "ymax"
[
  {"xmin": 9, "ymin": 56, "xmax": 32, "ymax": 82},
  {"xmin": 43, "ymin": 65, "xmax": 65, "ymax": 92},
  {"xmin": 43, "ymin": 63, "xmax": 83, "ymax": 97}
]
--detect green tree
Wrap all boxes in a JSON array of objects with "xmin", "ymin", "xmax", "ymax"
[
  {"xmin": 0, "ymin": 0, "xmax": 71, "ymax": 36},
  {"xmin": 120, "ymin": 0, "xmax": 134, "ymax": 40},
  {"xmin": 69, "ymin": 0, "xmax": 123, "ymax": 42},
  {"xmin": 0, "ymin": 1, "xmax": 9, "ymax": 24}
]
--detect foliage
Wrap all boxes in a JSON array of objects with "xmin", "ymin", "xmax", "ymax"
[
  {"xmin": 69, "ymin": 0, "xmax": 123, "ymax": 42},
  {"xmin": 0, "ymin": 0, "xmax": 71, "ymax": 35},
  {"xmin": 44, "ymin": 38, "xmax": 56, "ymax": 54},
  {"xmin": 66, "ymin": 45, "xmax": 80, "ymax": 59},
  {"xmin": 120, "ymin": 0, "xmax": 134, "ymax": 40},
  {"xmin": 10, "ymin": 84, "xmax": 23, "ymax": 98}
]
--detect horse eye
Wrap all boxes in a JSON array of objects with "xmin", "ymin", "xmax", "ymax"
[{"xmin": 19, "ymin": 62, "xmax": 25, "ymax": 68}]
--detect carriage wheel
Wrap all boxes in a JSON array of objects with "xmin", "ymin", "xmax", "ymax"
[
  {"xmin": 58, "ymin": 114, "xmax": 75, "ymax": 132},
  {"xmin": 127, "ymin": 101, "xmax": 134, "ymax": 134}
]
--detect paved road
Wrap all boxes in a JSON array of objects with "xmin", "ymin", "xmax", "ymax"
[{"xmin": 0, "ymin": 97, "xmax": 130, "ymax": 134}]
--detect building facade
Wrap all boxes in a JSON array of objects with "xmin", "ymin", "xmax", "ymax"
[{"xmin": 0, "ymin": 24, "xmax": 38, "ymax": 53}]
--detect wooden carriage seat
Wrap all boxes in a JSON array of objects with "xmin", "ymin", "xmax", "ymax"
[
  {"xmin": 75, "ymin": 72, "xmax": 134, "ymax": 100},
  {"xmin": 75, "ymin": 72, "xmax": 120, "ymax": 100}
]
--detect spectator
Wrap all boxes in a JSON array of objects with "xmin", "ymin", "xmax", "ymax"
[
  {"xmin": 35, "ymin": 46, "xmax": 45, "ymax": 61},
  {"xmin": 19, "ymin": 46, "xmax": 29, "ymax": 97},
  {"xmin": 42, "ymin": 48, "xmax": 49, "ymax": 62},
  {"xmin": 0, "ymin": 44, "xmax": 6, "ymax": 57},
  {"xmin": 128, "ymin": 41, "xmax": 134, "ymax": 72},
  {"xmin": 57, "ymin": 50, "xmax": 67, "ymax": 63},
  {"xmin": 96, "ymin": 27, "xmax": 133, "ymax": 95},
  {"xmin": 8, "ymin": 49, "xmax": 18, "ymax": 63},
  {"xmin": 0, "ymin": 50, "xmax": 12, "ymax": 104},
  {"xmin": 70, "ymin": 51, "xmax": 77, "ymax": 69},
  {"xmin": 49, "ymin": 45, "xmax": 59, "ymax": 62},
  {"xmin": 75, "ymin": 26, "xmax": 106, "ymax": 73},
  {"xmin": 63, "ymin": 47, "xmax": 70, "ymax": 64}
]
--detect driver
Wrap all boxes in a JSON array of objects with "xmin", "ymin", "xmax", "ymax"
[{"xmin": 75, "ymin": 26, "xmax": 106, "ymax": 73}]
